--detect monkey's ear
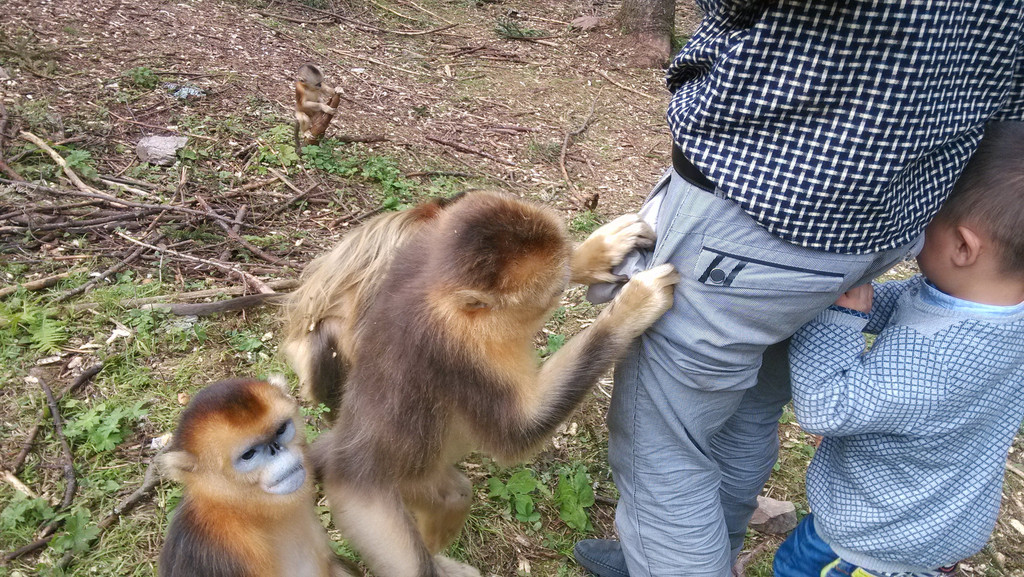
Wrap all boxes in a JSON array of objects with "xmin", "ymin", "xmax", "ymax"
[
  {"xmin": 157, "ymin": 449, "xmax": 197, "ymax": 481},
  {"xmin": 453, "ymin": 289, "xmax": 495, "ymax": 310}
]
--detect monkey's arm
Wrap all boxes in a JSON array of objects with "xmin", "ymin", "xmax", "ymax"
[
  {"xmin": 570, "ymin": 213, "xmax": 655, "ymax": 284},
  {"xmin": 482, "ymin": 264, "xmax": 678, "ymax": 461},
  {"xmin": 298, "ymin": 99, "xmax": 337, "ymax": 115}
]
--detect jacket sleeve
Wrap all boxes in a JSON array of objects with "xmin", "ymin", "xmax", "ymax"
[
  {"xmin": 862, "ymin": 277, "xmax": 917, "ymax": 335},
  {"xmin": 789, "ymin": 308, "xmax": 950, "ymax": 437}
]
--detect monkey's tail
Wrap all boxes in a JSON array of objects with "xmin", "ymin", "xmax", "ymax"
[{"xmin": 305, "ymin": 317, "xmax": 348, "ymax": 418}]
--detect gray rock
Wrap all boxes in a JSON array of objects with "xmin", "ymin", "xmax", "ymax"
[
  {"xmin": 136, "ymin": 135, "xmax": 188, "ymax": 166},
  {"xmin": 748, "ymin": 496, "xmax": 798, "ymax": 535}
]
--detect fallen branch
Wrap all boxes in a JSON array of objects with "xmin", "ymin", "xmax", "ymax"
[
  {"xmin": 560, "ymin": 96, "xmax": 599, "ymax": 193},
  {"xmin": 395, "ymin": 0, "xmax": 454, "ymax": 25},
  {"xmin": 2, "ymin": 536, "xmax": 53, "ymax": 564},
  {"xmin": 733, "ymin": 537, "xmax": 777, "ymax": 576},
  {"xmin": 256, "ymin": 10, "xmax": 335, "ymax": 24},
  {"xmin": 0, "ymin": 271, "xmax": 76, "ymax": 299},
  {"xmin": 72, "ymin": 279, "xmax": 300, "ymax": 311},
  {"xmin": 12, "ymin": 363, "xmax": 105, "ymax": 474},
  {"xmin": 20, "ymin": 132, "xmax": 99, "ymax": 196},
  {"xmin": 1, "ymin": 470, "xmax": 37, "ymax": 498},
  {"xmin": 404, "ymin": 170, "xmax": 474, "ymax": 179},
  {"xmin": 57, "ymin": 447, "xmax": 169, "ymax": 571},
  {"xmin": 30, "ymin": 371, "xmax": 77, "ymax": 520},
  {"xmin": 597, "ymin": 70, "xmax": 658, "ymax": 101},
  {"xmin": 1008, "ymin": 461, "xmax": 1024, "ymax": 481},
  {"xmin": 0, "ymin": 178, "xmax": 235, "ymax": 225},
  {"xmin": 263, "ymin": 184, "xmax": 318, "ymax": 219},
  {"xmin": 140, "ymin": 292, "xmax": 285, "ymax": 316},
  {"xmin": 54, "ymin": 235, "xmax": 164, "ymax": 303},
  {"xmin": 115, "ymin": 232, "xmax": 275, "ymax": 294},
  {"xmin": 425, "ymin": 136, "xmax": 516, "ymax": 167},
  {"xmin": 218, "ymin": 205, "xmax": 248, "ymax": 261},
  {"xmin": 195, "ymin": 196, "xmax": 298, "ymax": 268},
  {"xmin": 333, "ymin": 134, "xmax": 389, "ymax": 143}
]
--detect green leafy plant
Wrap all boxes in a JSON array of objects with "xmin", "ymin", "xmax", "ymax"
[
  {"xmin": 494, "ymin": 17, "xmax": 544, "ymax": 39},
  {"xmin": 553, "ymin": 465, "xmax": 595, "ymax": 532},
  {"xmin": 63, "ymin": 400, "xmax": 149, "ymax": 454},
  {"xmin": 539, "ymin": 333, "xmax": 565, "ymax": 358},
  {"xmin": 123, "ymin": 66, "xmax": 159, "ymax": 89},
  {"xmin": 5, "ymin": 300, "xmax": 68, "ymax": 353},
  {"xmin": 61, "ymin": 147, "xmax": 100, "ymax": 180},
  {"xmin": 226, "ymin": 329, "xmax": 264, "ymax": 353},
  {"xmin": 49, "ymin": 508, "xmax": 101, "ymax": 555},
  {"xmin": 301, "ymin": 403, "xmax": 333, "ymax": 442},
  {"xmin": 487, "ymin": 468, "xmax": 548, "ymax": 529},
  {"xmin": 254, "ymin": 125, "xmax": 300, "ymax": 169},
  {"xmin": 0, "ymin": 493, "xmax": 56, "ymax": 536}
]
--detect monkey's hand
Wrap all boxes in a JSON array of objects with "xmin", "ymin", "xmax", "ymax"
[
  {"xmin": 433, "ymin": 555, "xmax": 481, "ymax": 577},
  {"xmin": 570, "ymin": 213, "xmax": 655, "ymax": 284},
  {"xmin": 319, "ymin": 104, "xmax": 337, "ymax": 115},
  {"xmin": 602, "ymin": 263, "xmax": 679, "ymax": 338}
]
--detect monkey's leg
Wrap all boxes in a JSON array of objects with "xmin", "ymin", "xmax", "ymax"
[
  {"xmin": 323, "ymin": 477, "xmax": 479, "ymax": 577},
  {"xmin": 570, "ymin": 213, "xmax": 655, "ymax": 284},
  {"xmin": 402, "ymin": 466, "xmax": 472, "ymax": 554}
]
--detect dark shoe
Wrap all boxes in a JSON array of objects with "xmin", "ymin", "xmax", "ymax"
[{"xmin": 574, "ymin": 539, "xmax": 630, "ymax": 577}]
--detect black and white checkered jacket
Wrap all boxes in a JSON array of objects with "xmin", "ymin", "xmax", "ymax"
[{"xmin": 667, "ymin": 0, "xmax": 1024, "ymax": 254}]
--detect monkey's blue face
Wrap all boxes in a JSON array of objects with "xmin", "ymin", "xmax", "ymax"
[{"xmin": 234, "ymin": 418, "xmax": 306, "ymax": 495}]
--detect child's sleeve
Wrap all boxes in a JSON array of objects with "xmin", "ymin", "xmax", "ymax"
[
  {"xmin": 863, "ymin": 277, "xmax": 917, "ymax": 335},
  {"xmin": 789, "ymin": 308, "xmax": 947, "ymax": 437}
]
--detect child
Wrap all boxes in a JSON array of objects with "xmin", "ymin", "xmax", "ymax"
[{"xmin": 774, "ymin": 122, "xmax": 1024, "ymax": 577}]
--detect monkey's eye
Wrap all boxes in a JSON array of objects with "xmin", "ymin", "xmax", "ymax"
[
  {"xmin": 276, "ymin": 422, "xmax": 289, "ymax": 436},
  {"xmin": 240, "ymin": 448, "xmax": 257, "ymax": 461}
]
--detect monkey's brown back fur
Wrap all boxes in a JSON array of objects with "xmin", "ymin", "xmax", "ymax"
[
  {"xmin": 316, "ymin": 193, "xmax": 572, "ymax": 482},
  {"xmin": 281, "ymin": 197, "xmax": 459, "ymax": 411}
]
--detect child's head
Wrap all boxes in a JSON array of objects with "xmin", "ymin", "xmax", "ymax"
[{"xmin": 916, "ymin": 122, "xmax": 1024, "ymax": 296}]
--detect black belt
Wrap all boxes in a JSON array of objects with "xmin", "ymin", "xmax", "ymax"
[{"xmin": 672, "ymin": 143, "xmax": 716, "ymax": 192}]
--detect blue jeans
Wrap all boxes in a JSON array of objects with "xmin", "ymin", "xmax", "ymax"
[
  {"xmin": 607, "ymin": 171, "xmax": 922, "ymax": 577},
  {"xmin": 774, "ymin": 514, "xmax": 841, "ymax": 577},
  {"xmin": 774, "ymin": 515, "xmax": 950, "ymax": 577}
]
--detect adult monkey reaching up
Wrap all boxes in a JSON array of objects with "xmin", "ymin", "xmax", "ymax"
[{"xmin": 281, "ymin": 191, "xmax": 679, "ymax": 577}]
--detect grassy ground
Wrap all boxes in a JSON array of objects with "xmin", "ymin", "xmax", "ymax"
[{"xmin": 2, "ymin": 0, "xmax": 1023, "ymax": 575}]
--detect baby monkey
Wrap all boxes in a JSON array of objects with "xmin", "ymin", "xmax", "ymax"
[
  {"xmin": 158, "ymin": 377, "xmax": 356, "ymax": 577},
  {"xmin": 294, "ymin": 63, "xmax": 338, "ymax": 148}
]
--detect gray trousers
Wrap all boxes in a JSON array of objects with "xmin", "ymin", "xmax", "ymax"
[{"xmin": 607, "ymin": 171, "xmax": 921, "ymax": 577}]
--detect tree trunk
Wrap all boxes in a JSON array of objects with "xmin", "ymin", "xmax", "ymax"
[{"xmin": 614, "ymin": 0, "xmax": 676, "ymax": 68}]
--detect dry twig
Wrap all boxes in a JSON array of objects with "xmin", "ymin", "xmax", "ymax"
[
  {"xmin": 195, "ymin": 195, "xmax": 298, "ymax": 268},
  {"xmin": 597, "ymin": 70, "xmax": 658, "ymax": 101},
  {"xmin": 559, "ymin": 96, "xmax": 599, "ymax": 193},
  {"xmin": 425, "ymin": 136, "xmax": 516, "ymax": 167},
  {"xmin": 0, "ymin": 271, "xmax": 76, "ymax": 299},
  {"xmin": 72, "ymin": 279, "xmax": 299, "ymax": 311},
  {"xmin": 115, "ymin": 231, "xmax": 275, "ymax": 294},
  {"xmin": 56, "ymin": 447, "xmax": 169, "ymax": 570},
  {"xmin": 54, "ymin": 235, "xmax": 165, "ymax": 303}
]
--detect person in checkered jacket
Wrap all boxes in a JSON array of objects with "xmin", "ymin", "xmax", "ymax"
[
  {"xmin": 775, "ymin": 122, "xmax": 1024, "ymax": 577},
  {"xmin": 574, "ymin": 2, "xmax": 1024, "ymax": 576}
]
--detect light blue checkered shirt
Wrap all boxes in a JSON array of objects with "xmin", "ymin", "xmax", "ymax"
[
  {"xmin": 666, "ymin": 0, "xmax": 1024, "ymax": 254},
  {"xmin": 790, "ymin": 277, "xmax": 1024, "ymax": 572}
]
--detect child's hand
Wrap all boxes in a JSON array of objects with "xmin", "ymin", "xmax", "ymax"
[{"xmin": 836, "ymin": 284, "xmax": 873, "ymax": 313}]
